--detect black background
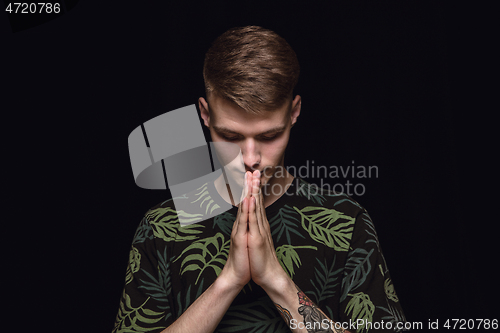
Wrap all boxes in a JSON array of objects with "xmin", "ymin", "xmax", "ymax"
[{"xmin": 3, "ymin": 1, "xmax": 496, "ymax": 332}]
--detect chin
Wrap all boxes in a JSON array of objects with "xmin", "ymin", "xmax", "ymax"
[{"xmin": 259, "ymin": 167, "xmax": 276, "ymax": 185}]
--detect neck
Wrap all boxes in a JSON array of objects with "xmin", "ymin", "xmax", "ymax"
[{"xmin": 260, "ymin": 166, "xmax": 295, "ymax": 207}]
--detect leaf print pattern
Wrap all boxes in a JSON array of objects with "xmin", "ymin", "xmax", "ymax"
[
  {"xmin": 377, "ymin": 303, "xmax": 407, "ymax": 332},
  {"xmin": 345, "ymin": 292, "xmax": 375, "ymax": 333},
  {"xmin": 269, "ymin": 205, "xmax": 305, "ymax": 244},
  {"xmin": 114, "ymin": 177, "xmax": 407, "ymax": 332},
  {"xmin": 125, "ymin": 246, "xmax": 141, "ymax": 285},
  {"xmin": 113, "ymin": 291, "xmax": 166, "ymax": 333},
  {"xmin": 293, "ymin": 206, "xmax": 355, "ymax": 251},
  {"xmin": 340, "ymin": 248, "xmax": 374, "ymax": 302},
  {"xmin": 384, "ymin": 278, "xmax": 399, "ymax": 302},
  {"xmin": 190, "ymin": 183, "xmax": 221, "ymax": 215},
  {"xmin": 176, "ymin": 278, "xmax": 205, "ymax": 317},
  {"xmin": 307, "ymin": 257, "xmax": 343, "ymax": 304},
  {"xmin": 139, "ymin": 247, "xmax": 172, "ymax": 310},
  {"xmin": 174, "ymin": 233, "xmax": 230, "ymax": 284},
  {"xmin": 219, "ymin": 297, "xmax": 288, "ymax": 333},
  {"xmin": 275, "ymin": 244, "xmax": 317, "ymax": 279},
  {"xmin": 132, "ymin": 216, "xmax": 154, "ymax": 244},
  {"xmin": 213, "ymin": 211, "xmax": 235, "ymax": 236},
  {"xmin": 146, "ymin": 207, "xmax": 204, "ymax": 242}
]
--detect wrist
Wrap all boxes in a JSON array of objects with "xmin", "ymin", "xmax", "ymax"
[
  {"xmin": 261, "ymin": 271, "xmax": 294, "ymax": 301},
  {"xmin": 215, "ymin": 270, "xmax": 246, "ymax": 295}
]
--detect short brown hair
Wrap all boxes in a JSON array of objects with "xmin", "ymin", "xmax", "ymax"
[{"xmin": 203, "ymin": 26, "xmax": 300, "ymax": 114}]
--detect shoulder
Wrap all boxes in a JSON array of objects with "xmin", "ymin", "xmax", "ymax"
[
  {"xmin": 291, "ymin": 177, "xmax": 366, "ymax": 219},
  {"xmin": 144, "ymin": 179, "xmax": 226, "ymax": 226},
  {"xmin": 141, "ymin": 180, "xmax": 234, "ymax": 243},
  {"xmin": 140, "ymin": 194, "xmax": 208, "ymax": 244},
  {"xmin": 280, "ymin": 178, "xmax": 369, "ymax": 252}
]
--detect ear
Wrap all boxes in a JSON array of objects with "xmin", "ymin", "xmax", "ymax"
[
  {"xmin": 198, "ymin": 97, "xmax": 210, "ymax": 128},
  {"xmin": 290, "ymin": 95, "xmax": 301, "ymax": 127}
]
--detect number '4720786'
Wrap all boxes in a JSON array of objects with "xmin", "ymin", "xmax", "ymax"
[
  {"xmin": 5, "ymin": 3, "xmax": 61, "ymax": 14},
  {"xmin": 444, "ymin": 319, "xmax": 498, "ymax": 330}
]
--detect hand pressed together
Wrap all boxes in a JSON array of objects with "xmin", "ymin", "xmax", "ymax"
[{"xmin": 219, "ymin": 170, "xmax": 289, "ymax": 291}]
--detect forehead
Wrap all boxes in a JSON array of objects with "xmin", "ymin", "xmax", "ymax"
[{"xmin": 208, "ymin": 96, "xmax": 290, "ymax": 132}]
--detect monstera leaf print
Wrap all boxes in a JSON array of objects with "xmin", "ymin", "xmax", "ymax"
[
  {"xmin": 174, "ymin": 233, "xmax": 230, "ymax": 284},
  {"xmin": 145, "ymin": 207, "xmax": 204, "ymax": 242},
  {"xmin": 113, "ymin": 291, "xmax": 166, "ymax": 333},
  {"xmin": 293, "ymin": 206, "xmax": 355, "ymax": 251}
]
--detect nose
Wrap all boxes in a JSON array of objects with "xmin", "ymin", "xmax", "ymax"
[{"xmin": 241, "ymin": 139, "xmax": 260, "ymax": 171}]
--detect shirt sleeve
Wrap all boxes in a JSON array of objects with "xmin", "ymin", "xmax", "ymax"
[
  {"xmin": 112, "ymin": 214, "xmax": 175, "ymax": 333},
  {"xmin": 338, "ymin": 209, "xmax": 408, "ymax": 333}
]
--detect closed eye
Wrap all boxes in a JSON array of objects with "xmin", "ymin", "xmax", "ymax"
[
  {"xmin": 260, "ymin": 135, "xmax": 278, "ymax": 141},
  {"xmin": 221, "ymin": 135, "xmax": 241, "ymax": 142},
  {"xmin": 258, "ymin": 131, "xmax": 283, "ymax": 141}
]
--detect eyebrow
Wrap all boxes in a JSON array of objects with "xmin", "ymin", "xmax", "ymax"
[{"xmin": 213, "ymin": 125, "xmax": 287, "ymax": 136}]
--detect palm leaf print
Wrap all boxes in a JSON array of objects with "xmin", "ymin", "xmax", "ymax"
[
  {"xmin": 361, "ymin": 212, "xmax": 380, "ymax": 250},
  {"xmin": 384, "ymin": 278, "xmax": 399, "ymax": 302},
  {"xmin": 145, "ymin": 207, "xmax": 204, "ymax": 242},
  {"xmin": 132, "ymin": 216, "xmax": 154, "ymax": 244},
  {"xmin": 113, "ymin": 291, "xmax": 165, "ymax": 333},
  {"xmin": 340, "ymin": 248, "xmax": 374, "ymax": 302},
  {"xmin": 345, "ymin": 292, "xmax": 375, "ymax": 333},
  {"xmin": 293, "ymin": 206, "xmax": 355, "ymax": 251},
  {"xmin": 190, "ymin": 183, "xmax": 221, "ymax": 215},
  {"xmin": 275, "ymin": 245, "xmax": 317, "ymax": 279},
  {"xmin": 332, "ymin": 196, "xmax": 363, "ymax": 209},
  {"xmin": 125, "ymin": 246, "xmax": 141, "ymax": 285},
  {"xmin": 219, "ymin": 297, "xmax": 288, "ymax": 333},
  {"xmin": 306, "ymin": 257, "xmax": 343, "ymax": 304},
  {"xmin": 174, "ymin": 233, "xmax": 230, "ymax": 284},
  {"xmin": 138, "ymin": 247, "xmax": 172, "ymax": 310},
  {"xmin": 269, "ymin": 205, "xmax": 305, "ymax": 244},
  {"xmin": 377, "ymin": 303, "xmax": 407, "ymax": 332},
  {"xmin": 176, "ymin": 278, "xmax": 205, "ymax": 317},
  {"xmin": 213, "ymin": 211, "xmax": 235, "ymax": 236}
]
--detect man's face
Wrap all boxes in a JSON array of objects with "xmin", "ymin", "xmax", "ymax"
[{"xmin": 199, "ymin": 95, "xmax": 301, "ymax": 187}]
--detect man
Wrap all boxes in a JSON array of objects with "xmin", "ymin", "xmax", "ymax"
[{"xmin": 113, "ymin": 26, "xmax": 407, "ymax": 333}]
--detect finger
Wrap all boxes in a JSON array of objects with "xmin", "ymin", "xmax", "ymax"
[
  {"xmin": 251, "ymin": 173, "xmax": 260, "ymax": 198},
  {"xmin": 251, "ymin": 171, "xmax": 265, "ymax": 230},
  {"xmin": 234, "ymin": 171, "xmax": 251, "ymax": 233},
  {"xmin": 248, "ymin": 194, "xmax": 261, "ymax": 236},
  {"xmin": 237, "ymin": 171, "xmax": 249, "ymax": 207},
  {"xmin": 257, "ymin": 182, "xmax": 269, "ymax": 233},
  {"xmin": 233, "ymin": 192, "xmax": 244, "ymax": 236},
  {"xmin": 236, "ymin": 197, "xmax": 248, "ymax": 236},
  {"xmin": 246, "ymin": 171, "xmax": 252, "ymax": 199}
]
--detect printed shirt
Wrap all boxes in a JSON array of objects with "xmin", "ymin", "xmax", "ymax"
[{"xmin": 113, "ymin": 177, "xmax": 407, "ymax": 333}]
